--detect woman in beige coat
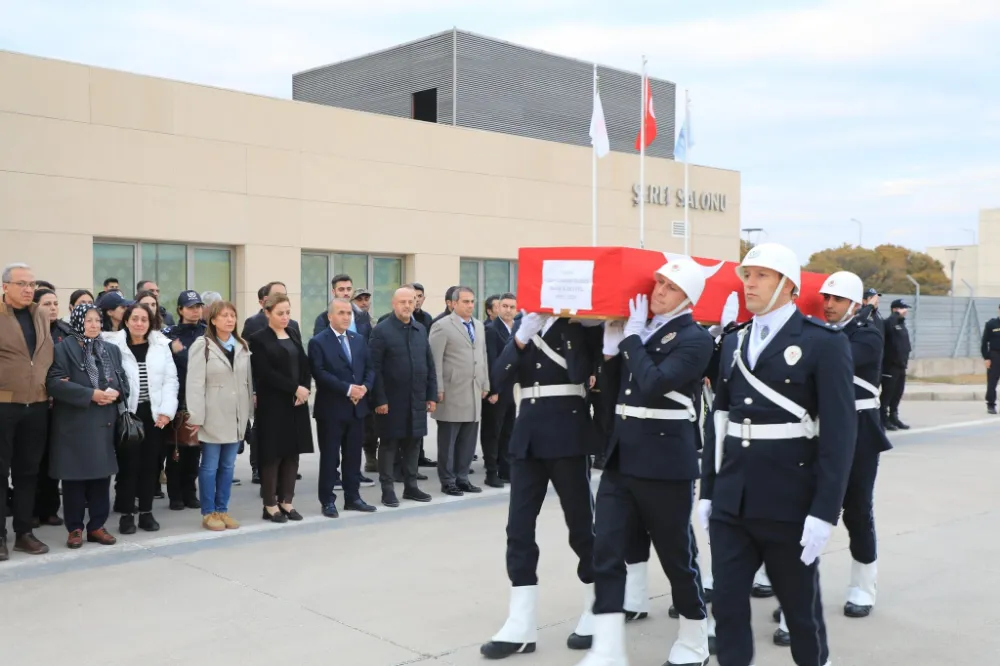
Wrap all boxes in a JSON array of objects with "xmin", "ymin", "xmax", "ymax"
[{"xmin": 185, "ymin": 300, "xmax": 253, "ymax": 532}]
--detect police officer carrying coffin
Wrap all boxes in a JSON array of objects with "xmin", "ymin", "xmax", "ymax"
[
  {"xmin": 699, "ymin": 243, "xmax": 856, "ymax": 666},
  {"xmin": 772, "ymin": 271, "xmax": 893, "ymax": 646},
  {"xmin": 480, "ymin": 312, "xmax": 602, "ymax": 660},
  {"xmin": 575, "ymin": 258, "xmax": 714, "ymax": 666}
]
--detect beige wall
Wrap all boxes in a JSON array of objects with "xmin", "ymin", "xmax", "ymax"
[
  {"xmin": 926, "ymin": 244, "xmax": 979, "ymax": 296},
  {"xmin": 977, "ymin": 208, "xmax": 1000, "ymax": 297},
  {"xmin": 0, "ymin": 50, "xmax": 741, "ymax": 321}
]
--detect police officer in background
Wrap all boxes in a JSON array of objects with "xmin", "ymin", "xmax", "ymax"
[
  {"xmin": 576, "ymin": 258, "xmax": 714, "ymax": 666},
  {"xmin": 480, "ymin": 313, "xmax": 602, "ymax": 660},
  {"xmin": 862, "ymin": 288, "xmax": 885, "ymax": 338},
  {"xmin": 700, "ymin": 243, "xmax": 856, "ymax": 666},
  {"xmin": 772, "ymin": 271, "xmax": 893, "ymax": 646},
  {"xmin": 980, "ymin": 304, "xmax": 1000, "ymax": 415},
  {"xmin": 881, "ymin": 299, "xmax": 912, "ymax": 431}
]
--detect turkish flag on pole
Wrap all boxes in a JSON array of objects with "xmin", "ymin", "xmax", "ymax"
[{"xmin": 634, "ymin": 77, "xmax": 657, "ymax": 150}]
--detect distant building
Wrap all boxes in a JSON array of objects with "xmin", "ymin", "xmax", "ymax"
[{"xmin": 926, "ymin": 208, "xmax": 1000, "ymax": 297}]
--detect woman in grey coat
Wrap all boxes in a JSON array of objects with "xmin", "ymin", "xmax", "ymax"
[{"xmin": 47, "ymin": 303, "xmax": 127, "ymax": 549}]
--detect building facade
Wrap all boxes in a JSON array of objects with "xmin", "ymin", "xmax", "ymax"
[
  {"xmin": 0, "ymin": 47, "xmax": 740, "ymax": 334},
  {"xmin": 926, "ymin": 208, "xmax": 1000, "ymax": 298}
]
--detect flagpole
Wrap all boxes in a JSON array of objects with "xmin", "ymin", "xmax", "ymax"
[
  {"xmin": 639, "ymin": 55, "xmax": 647, "ymax": 249},
  {"xmin": 683, "ymin": 89, "xmax": 690, "ymax": 255},
  {"xmin": 592, "ymin": 64, "xmax": 598, "ymax": 246}
]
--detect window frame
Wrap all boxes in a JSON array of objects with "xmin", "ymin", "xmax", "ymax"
[
  {"xmin": 92, "ymin": 239, "xmax": 235, "ymax": 299},
  {"xmin": 458, "ymin": 257, "xmax": 519, "ymax": 319},
  {"xmin": 300, "ymin": 251, "xmax": 404, "ymax": 323}
]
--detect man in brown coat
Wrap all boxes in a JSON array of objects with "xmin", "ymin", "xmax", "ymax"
[{"xmin": 0, "ymin": 263, "xmax": 54, "ymax": 560}]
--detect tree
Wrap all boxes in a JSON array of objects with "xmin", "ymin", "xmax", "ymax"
[
  {"xmin": 804, "ymin": 243, "xmax": 950, "ymax": 295},
  {"xmin": 740, "ymin": 239, "xmax": 753, "ymax": 260}
]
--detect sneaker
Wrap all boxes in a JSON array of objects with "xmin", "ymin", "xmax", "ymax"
[
  {"xmin": 218, "ymin": 513, "xmax": 240, "ymax": 529},
  {"xmin": 231, "ymin": 478, "xmax": 242, "ymax": 486},
  {"xmin": 202, "ymin": 513, "xmax": 226, "ymax": 531}
]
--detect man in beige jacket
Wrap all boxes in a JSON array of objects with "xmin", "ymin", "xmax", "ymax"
[{"xmin": 429, "ymin": 286, "xmax": 489, "ymax": 496}]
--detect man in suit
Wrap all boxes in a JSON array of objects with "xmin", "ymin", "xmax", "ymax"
[
  {"xmin": 313, "ymin": 273, "xmax": 372, "ymax": 340},
  {"xmin": 481, "ymin": 292, "xmax": 516, "ymax": 487},
  {"xmin": 309, "ymin": 298, "xmax": 377, "ymax": 518},
  {"xmin": 429, "ymin": 286, "xmax": 490, "ymax": 496}
]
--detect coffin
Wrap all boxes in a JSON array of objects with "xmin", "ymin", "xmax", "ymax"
[{"xmin": 516, "ymin": 246, "xmax": 829, "ymax": 324}]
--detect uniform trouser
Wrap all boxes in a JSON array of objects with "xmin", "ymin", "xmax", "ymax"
[
  {"xmin": 986, "ymin": 351, "xmax": 1000, "ymax": 408},
  {"xmin": 625, "ymin": 522, "xmax": 652, "ymax": 565},
  {"xmin": 710, "ymin": 512, "xmax": 829, "ymax": 666},
  {"xmin": 165, "ymin": 443, "xmax": 200, "ymax": 501},
  {"xmin": 0, "ymin": 402, "xmax": 48, "ymax": 538},
  {"xmin": 480, "ymin": 401, "xmax": 515, "ymax": 479},
  {"xmin": 882, "ymin": 367, "xmax": 906, "ymax": 420},
  {"xmin": 506, "ymin": 455, "xmax": 595, "ymax": 586},
  {"xmin": 593, "ymin": 470, "xmax": 707, "ymax": 618},
  {"xmin": 843, "ymin": 448, "xmax": 880, "ymax": 564}
]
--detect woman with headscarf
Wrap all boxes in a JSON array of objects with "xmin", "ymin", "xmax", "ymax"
[{"xmin": 46, "ymin": 303, "xmax": 128, "ymax": 549}]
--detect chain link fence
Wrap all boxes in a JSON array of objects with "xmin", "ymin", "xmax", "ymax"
[{"xmin": 878, "ymin": 292, "xmax": 1000, "ymax": 359}]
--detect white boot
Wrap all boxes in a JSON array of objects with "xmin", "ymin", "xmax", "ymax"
[
  {"xmin": 701, "ymin": 562, "xmax": 714, "ymax": 593},
  {"xmin": 624, "ymin": 562, "xmax": 650, "ymax": 617},
  {"xmin": 754, "ymin": 565, "xmax": 771, "ymax": 588},
  {"xmin": 666, "ymin": 617, "xmax": 710, "ymax": 665},
  {"xmin": 490, "ymin": 585, "xmax": 538, "ymax": 645},
  {"xmin": 779, "ymin": 610, "xmax": 788, "ymax": 633},
  {"xmin": 570, "ymin": 582, "xmax": 596, "ymax": 638},
  {"xmin": 573, "ymin": 613, "xmax": 629, "ymax": 666},
  {"xmin": 846, "ymin": 559, "xmax": 877, "ymax": 608}
]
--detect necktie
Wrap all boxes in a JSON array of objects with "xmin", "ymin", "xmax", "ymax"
[
  {"xmin": 760, "ymin": 326, "xmax": 770, "ymax": 341},
  {"xmin": 464, "ymin": 321, "xmax": 475, "ymax": 343},
  {"xmin": 339, "ymin": 334, "xmax": 352, "ymax": 363}
]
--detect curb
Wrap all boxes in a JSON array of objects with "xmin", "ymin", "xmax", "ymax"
[{"xmin": 903, "ymin": 390, "xmax": 986, "ymax": 402}]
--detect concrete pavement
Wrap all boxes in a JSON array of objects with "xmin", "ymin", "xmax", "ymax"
[
  {"xmin": 904, "ymin": 381, "xmax": 988, "ymax": 402},
  {"xmin": 1, "ymin": 401, "xmax": 999, "ymax": 665}
]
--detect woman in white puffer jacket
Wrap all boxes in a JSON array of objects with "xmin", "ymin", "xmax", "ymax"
[{"xmin": 102, "ymin": 302, "xmax": 179, "ymax": 535}]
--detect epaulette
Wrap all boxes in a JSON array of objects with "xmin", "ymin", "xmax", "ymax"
[{"xmin": 803, "ymin": 315, "xmax": 840, "ymax": 332}]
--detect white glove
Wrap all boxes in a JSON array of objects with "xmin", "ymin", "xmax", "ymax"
[
  {"xmin": 515, "ymin": 312, "xmax": 550, "ymax": 345},
  {"xmin": 602, "ymin": 321, "xmax": 625, "ymax": 356},
  {"xmin": 799, "ymin": 515, "xmax": 833, "ymax": 565},
  {"xmin": 697, "ymin": 499, "xmax": 712, "ymax": 532},
  {"xmin": 623, "ymin": 293, "xmax": 648, "ymax": 339}
]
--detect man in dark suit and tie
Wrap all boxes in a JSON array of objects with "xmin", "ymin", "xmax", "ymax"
[
  {"xmin": 482, "ymin": 292, "xmax": 517, "ymax": 486},
  {"xmin": 309, "ymin": 298, "xmax": 377, "ymax": 518}
]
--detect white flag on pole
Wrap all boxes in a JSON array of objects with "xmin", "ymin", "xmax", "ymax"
[
  {"xmin": 674, "ymin": 97, "xmax": 694, "ymax": 161},
  {"xmin": 589, "ymin": 89, "xmax": 610, "ymax": 158}
]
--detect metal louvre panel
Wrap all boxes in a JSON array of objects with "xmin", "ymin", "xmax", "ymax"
[
  {"xmin": 876, "ymin": 293, "xmax": 1000, "ymax": 358},
  {"xmin": 292, "ymin": 32, "xmax": 456, "ymax": 124},
  {"xmin": 455, "ymin": 32, "xmax": 676, "ymax": 158}
]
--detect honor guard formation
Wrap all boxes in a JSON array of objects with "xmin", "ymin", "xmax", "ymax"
[{"xmin": 480, "ymin": 242, "xmax": 887, "ymax": 666}]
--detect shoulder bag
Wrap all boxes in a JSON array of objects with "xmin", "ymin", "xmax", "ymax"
[
  {"xmin": 166, "ymin": 337, "xmax": 209, "ymax": 448},
  {"xmin": 113, "ymin": 366, "xmax": 145, "ymax": 450}
]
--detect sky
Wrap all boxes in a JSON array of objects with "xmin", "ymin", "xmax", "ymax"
[{"xmin": 1, "ymin": 0, "xmax": 997, "ymax": 263}]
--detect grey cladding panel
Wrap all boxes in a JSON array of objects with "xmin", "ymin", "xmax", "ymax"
[{"xmin": 877, "ymin": 293, "xmax": 1000, "ymax": 358}]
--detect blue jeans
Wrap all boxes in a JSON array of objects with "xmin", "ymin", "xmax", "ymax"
[{"xmin": 199, "ymin": 442, "xmax": 240, "ymax": 515}]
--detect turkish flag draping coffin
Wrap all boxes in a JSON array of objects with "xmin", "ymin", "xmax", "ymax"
[{"xmin": 516, "ymin": 246, "xmax": 830, "ymax": 324}]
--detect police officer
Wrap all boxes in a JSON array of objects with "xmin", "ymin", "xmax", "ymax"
[
  {"xmin": 881, "ymin": 299, "xmax": 912, "ymax": 430},
  {"xmin": 981, "ymin": 305, "xmax": 1000, "ymax": 415},
  {"xmin": 480, "ymin": 313, "xmax": 602, "ymax": 660},
  {"xmin": 576, "ymin": 258, "xmax": 713, "ymax": 666},
  {"xmin": 772, "ymin": 271, "xmax": 893, "ymax": 646},
  {"xmin": 700, "ymin": 243, "xmax": 856, "ymax": 666}
]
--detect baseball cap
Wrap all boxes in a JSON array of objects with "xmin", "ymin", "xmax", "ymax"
[
  {"xmin": 353, "ymin": 288, "xmax": 372, "ymax": 299},
  {"xmin": 95, "ymin": 291, "xmax": 133, "ymax": 311},
  {"xmin": 890, "ymin": 299, "xmax": 911, "ymax": 309},
  {"xmin": 864, "ymin": 288, "xmax": 881, "ymax": 298},
  {"xmin": 177, "ymin": 290, "xmax": 204, "ymax": 308}
]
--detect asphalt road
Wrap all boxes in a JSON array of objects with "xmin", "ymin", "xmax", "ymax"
[{"xmin": 1, "ymin": 401, "xmax": 997, "ymax": 666}]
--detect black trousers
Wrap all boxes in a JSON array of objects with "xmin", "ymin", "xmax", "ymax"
[
  {"xmin": 165, "ymin": 443, "xmax": 200, "ymax": 501},
  {"xmin": 379, "ymin": 437, "xmax": 421, "ymax": 490},
  {"xmin": 249, "ymin": 421, "xmax": 259, "ymax": 471},
  {"xmin": 117, "ymin": 403, "xmax": 163, "ymax": 514},
  {"xmin": 506, "ymin": 455, "xmax": 595, "ymax": 587},
  {"xmin": 593, "ymin": 470, "xmax": 706, "ymax": 618},
  {"xmin": 362, "ymin": 413, "xmax": 378, "ymax": 461},
  {"xmin": 317, "ymin": 417, "xmax": 363, "ymax": 505},
  {"xmin": 882, "ymin": 367, "xmax": 907, "ymax": 420},
  {"xmin": 481, "ymin": 401, "xmax": 515, "ymax": 479},
  {"xmin": 843, "ymin": 449, "xmax": 880, "ymax": 564},
  {"xmin": 261, "ymin": 455, "xmax": 299, "ymax": 506},
  {"xmin": 710, "ymin": 512, "xmax": 829, "ymax": 666},
  {"xmin": 0, "ymin": 402, "xmax": 48, "ymax": 537},
  {"xmin": 35, "ymin": 411, "xmax": 60, "ymax": 520},
  {"xmin": 63, "ymin": 477, "xmax": 112, "ymax": 533},
  {"xmin": 986, "ymin": 351, "xmax": 1000, "ymax": 408}
]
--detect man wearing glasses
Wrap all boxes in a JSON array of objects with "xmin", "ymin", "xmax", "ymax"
[{"xmin": 0, "ymin": 263, "xmax": 54, "ymax": 560}]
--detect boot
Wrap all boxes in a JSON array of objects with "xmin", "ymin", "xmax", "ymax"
[
  {"xmin": 572, "ymin": 613, "xmax": 628, "ymax": 666},
  {"xmin": 480, "ymin": 585, "xmax": 538, "ymax": 659},
  {"xmin": 624, "ymin": 561, "xmax": 649, "ymax": 622},
  {"xmin": 567, "ymin": 582, "xmax": 596, "ymax": 650},
  {"xmin": 844, "ymin": 559, "xmax": 877, "ymax": 618},
  {"xmin": 666, "ymin": 617, "xmax": 710, "ymax": 665},
  {"xmin": 364, "ymin": 449, "xmax": 378, "ymax": 473},
  {"xmin": 773, "ymin": 610, "xmax": 790, "ymax": 646}
]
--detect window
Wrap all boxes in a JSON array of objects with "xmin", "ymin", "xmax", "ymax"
[
  {"xmin": 459, "ymin": 258, "xmax": 519, "ymax": 319},
  {"xmin": 412, "ymin": 88, "xmax": 438, "ymax": 123},
  {"xmin": 93, "ymin": 242, "xmax": 232, "ymax": 301},
  {"xmin": 300, "ymin": 252, "xmax": 404, "ymax": 338}
]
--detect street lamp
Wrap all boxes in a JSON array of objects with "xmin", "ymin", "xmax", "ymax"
[
  {"xmin": 962, "ymin": 228, "xmax": 977, "ymax": 245},
  {"xmin": 850, "ymin": 218, "xmax": 862, "ymax": 247},
  {"xmin": 742, "ymin": 227, "xmax": 765, "ymax": 245},
  {"xmin": 944, "ymin": 247, "xmax": 961, "ymax": 296}
]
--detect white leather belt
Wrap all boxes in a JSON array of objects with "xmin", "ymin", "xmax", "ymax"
[
  {"xmin": 726, "ymin": 421, "xmax": 815, "ymax": 440},
  {"xmin": 855, "ymin": 398, "xmax": 879, "ymax": 411},
  {"xmin": 520, "ymin": 384, "xmax": 586, "ymax": 399},
  {"xmin": 615, "ymin": 404, "xmax": 692, "ymax": 421},
  {"xmin": 853, "ymin": 376, "xmax": 880, "ymax": 411}
]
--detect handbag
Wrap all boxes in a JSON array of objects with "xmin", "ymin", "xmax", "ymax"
[
  {"xmin": 113, "ymin": 367, "xmax": 145, "ymax": 449},
  {"xmin": 166, "ymin": 336, "xmax": 211, "ymax": 449}
]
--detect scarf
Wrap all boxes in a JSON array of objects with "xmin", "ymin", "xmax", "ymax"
[{"xmin": 70, "ymin": 303, "xmax": 116, "ymax": 390}]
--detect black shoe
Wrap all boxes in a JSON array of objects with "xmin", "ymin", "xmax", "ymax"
[
  {"xmin": 885, "ymin": 422, "xmax": 898, "ymax": 431},
  {"xmin": 457, "ymin": 481, "xmax": 482, "ymax": 494},
  {"xmin": 345, "ymin": 498, "xmax": 377, "ymax": 513},
  {"xmin": 183, "ymin": 496, "xmax": 201, "ymax": 510},
  {"xmin": 415, "ymin": 472, "xmax": 428, "ymax": 481},
  {"xmin": 418, "ymin": 457, "xmax": 437, "ymax": 468},
  {"xmin": 169, "ymin": 499, "xmax": 185, "ymax": 511},
  {"xmin": 668, "ymin": 604, "xmax": 679, "ymax": 618},
  {"xmin": 153, "ymin": 487, "xmax": 165, "ymax": 499},
  {"xmin": 322, "ymin": 503, "xmax": 339, "ymax": 518},
  {"xmin": 773, "ymin": 627, "xmax": 790, "ymax": 646},
  {"xmin": 381, "ymin": 489, "xmax": 400, "ymax": 508},
  {"xmin": 118, "ymin": 515, "xmax": 137, "ymax": 535},
  {"xmin": 704, "ymin": 587, "xmax": 713, "ymax": 604},
  {"xmin": 278, "ymin": 506, "xmax": 303, "ymax": 521},
  {"xmin": 891, "ymin": 417, "xmax": 910, "ymax": 430},
  {"xmin": 441, "ymin": 484, "xmax": 464, "ymax": 497},
  {"xmin": 138, "ymin": 513, "xmax": 160, "ymax": 532},
  {"xmin": 484, "ymin": 475, "xmax": 505, "ymax": 488},
  {"xmin": 231, "ymin": 478, "xmax": 241, "ymax": 486},
  {"xmin": 0, "ymin": 537, "xmax": 7, "ymax": 561},
  {"xmin": 296, "ymin": 473, "xmax": 302, "ymax": 480},
  {"xmin": 988, "ymin": 406, "xmax": 997, "ymax": 415},
  {"xmin": 358, "ymin": 475, "xmax": 376, "ymax": 488},
  {"xmin": 566, "ymin": 632, "xmax": 592, "ymax": 650},
  {"xmin": 480, "ymin": 640, "xmax": 535, "ymax": 659},
  {"xmin": 751, "ymin": 583, "xmax": 774, "ymax": 598},
  {"xmin": 844, "ymin": 601, "xmax": 872, "ymax": 618},
  {"xmin": 252, "ymin": 469, "xmax": 261, "ymax": 484},
  {"xmin": 772, "ymin": 606, "xmax": 782, "ymax": 622},
  {"xmin": 625, "ymin": 610, "xmax": 648, "ymax": 622},
  {"xmin": 402, "ymin": 487, "xmax": 432, "ymax": 503},
  {"xmin": 262, "ymin": 508, "xmax": 288, "ymax": 523}
]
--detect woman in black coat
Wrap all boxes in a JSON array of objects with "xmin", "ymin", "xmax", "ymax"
[{"xmin": 248, "ymin": 293, "xmax": 314, "ymax": 523}]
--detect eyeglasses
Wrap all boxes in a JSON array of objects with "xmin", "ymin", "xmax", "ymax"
[{"xmin": 4, "ymin": 281, "xmax": 37, "ymax": 290}]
